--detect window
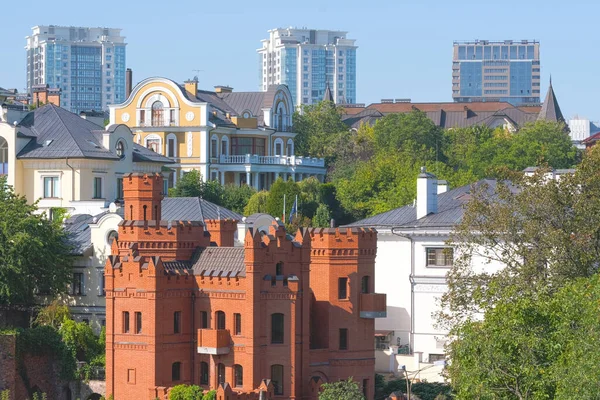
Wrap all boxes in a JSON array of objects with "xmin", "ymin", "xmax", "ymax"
[
  {"xmin": 275, "ymin": 262, "xmax": 283, "ymax": 276},
  {"xmin": 274, "ymin": 141, "xmax": 282, "ymax": 156},
  {"xmin": 146, "ymin": 137, "xmax": 161, "ymax": 153},
  {"xmin": 221, "ymin": 137, "xmax": 228, "ymax": 156},
  {"xmin": 116, "ymin": 178, "xmax": 123, "ymax": 200},
  {"xmin": 271, "ymin": 365, "xmax": 283, "ymax": 395},
  {"xmin": 234, "ymin": 313, "xmax": 242, "ymax": 335},
  {"xmin": 217, "ymin": 363, "xmax": 225, "ymax": 385},
  {"xmin": 200, "ymin": 362, "xmax": 209, "ymax": 385},
  {"xmin": 167, "ymin": 137, "xmax": 176, "ymax": 158},
  {"xmin": 71, "ymin": 272, "xmax": 84, "ymax": 295},
  {"xmin": 93, "ymin": 177, "xmax": 102, "ymax": 198},
  {"xmin": 43, "ymin": 176, "xmax": 59, "ymax": 198},
  {"xmin": 174, "ymin": 311, "xmax": 181, "ymax": 334},
  {"xmin": 135, "ymin": 312, "xmax": 142, "ymax": 334},
  {"xmin": 339, "ymin": 328, "xmax": 348, "ymax": 350},
  {"xmin": 99, "ymin": 272, "xmax": 106, "ymax": 296},
  {"xmin": 231, "ymin": 137, "xmax": 265, "ymax": 156},
  {"xmin": 361, "ymin": 276, "xmax": 370, "ymax": 294},
  {"xmin": 151, "ymin": 101, "xmax": 164, "ymax": 126},
  {"xmin": 426, "ymin": 248, "xmax": 454, "ymax": 266},
  {"xmin": 271, "ymin": 313, "xmax": 284, "ymax": 344},
  {"xmin": 234, "ymin": 364, "xmax": 243, "ymax": 387},
  {"xmin": 123, "ymin": 311, "xmax": 130, "ymax": 333},
  {"xmin": 338, "ymin": 277, "xmax": 348, "ymax": 299},
  {"xmin": 216, "ymin": 311, "xmax": 225, "ymax": 330},
  {"xmin": 200, "ymin": 311, "xmax": 208, "ymax": 329},
  {"xmin": 139, "ymin": 109, "xmax": 145, "ymax": 125},
  {"xmin": 211, "ymin": 138, "xmax": 218, "ymax": 158},
  {"xmin": 115, "ymin": 140, "xmax": 125, "ymax": 158},
  {"xmin": 286, "ymin": 139, "xmax": 293, "ymax": 156},
  {"xmin": 172, "ymin": 362, "xmax": 181, "ymax": 381}
]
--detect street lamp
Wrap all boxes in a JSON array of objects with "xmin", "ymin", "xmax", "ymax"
[{"xmin": 398, "ymin": 360, "xmax": 446, "ymax": 400}]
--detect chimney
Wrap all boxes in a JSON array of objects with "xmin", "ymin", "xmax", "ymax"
[
  {"xmin": 184, "ymin": 78, "xmax": 198, "ymax": 99},
  {"xmin": 416, "ymin": 166, "xmax": 438, "ymax": 219},
  {"xmin": 437, "ymin": 180, "xmax": 449, "ymax": 194},
  {"xmin": 214, "ymin": 85, "xmax": 233, "ymax": 94},
  {"xmin": 125, "ymin": 68, "xmax": 133, "ymax": 99}
]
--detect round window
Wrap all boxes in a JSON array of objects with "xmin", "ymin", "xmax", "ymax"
[{"xmin": 107, "ymin": 230, "xmax": 119, "ymax": 246}]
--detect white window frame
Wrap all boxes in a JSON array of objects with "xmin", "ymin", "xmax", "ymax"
[
  {"xmin": 166, "ymin": 133, "xmax": 177, "ymax": 158},
  {"xmin": 221, "ymin": 135, "xmax": 229, "ymax": 156},
  {"xmin": 93, "ymin": 176, "xmax": 104, "ymax": 199},
  {"xmin": 42, "ymin": 175, "xmax": 60, "ymax": 198},
  {"xmin": 425, "ymin": 247, "xmax": 454, "ymax": 267},
  {"xmin": 273, "ymin": 138, "xmax": 284, "ymax": 156},
  {"xmin": 211, "ymin": 134, "xmax": 219, "ymax": 159},
  {"xmin": 286, "ymin": 139, "xmax": 294, "ymax": 156},
  {"xmin": 144, "ymin": 134, "xmax": 162, "ymax": 154}
]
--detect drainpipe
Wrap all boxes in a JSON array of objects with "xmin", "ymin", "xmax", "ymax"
[
  {"xmin": 65, "ymin": 157, "xmax": 75, "ymax": 202},
  {"xmin": 191, "ymin": 290, "xmax": 196, "ymax": 383},
  {"xmin": 391, "ymin": 228, "xmax": 415, "ymax": 353}
]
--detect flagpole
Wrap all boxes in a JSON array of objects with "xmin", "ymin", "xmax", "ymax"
[
  {"xmin": 295, "ymin": 195, "xmax": 298, "ymax": 219},
  {"xmin": 283, "ymin": 194, "xmax": 286, "ymax": 222}
]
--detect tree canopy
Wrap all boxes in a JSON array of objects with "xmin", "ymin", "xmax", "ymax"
[
  {"xmin": 0, "ymin": 177, "xmax": 72, "ymax": 304},
  {"xmin": 319, "ymin": 378, "xmax": 365, "ymax": 400}
]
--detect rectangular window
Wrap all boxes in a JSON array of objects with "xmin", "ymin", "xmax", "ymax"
[
  {"xmin": 127, "ymin": 368, "xmax": 135, "ymax": 384},
  {"xmin": 71, "ymin": 272, "xmax": 84, "ymax": 295},
  {"xmin": 174, "ymin": 311, "xmax": 181, "ymax": 333},
  {"xmin": 338, "ymin": 277, "xmax": 348, "ymax": 299},
  {"xmin": 200, "ymin": 311, "xmax": 208, "ymax": 329},
  {"xmin": 167, "ymin": 138, "xmax": 175, "ymax": 158},
  {"xmin": 117, "ymin": 178, "xmax": 124, "ymax": 200},
  {"xmin": 211, "ymin": 139, "xmax": 218, "ymax": 158},
  {"xmin": 123, "ymin": 311, "xmax": 130, "ymax": 333},
  {"xmin": 339, "ymin": 328, "xmax": 348, "ymax": 350},
  {"xmin": 43, "ymin": 176, "xmax": 59, "ymax": 198},
  {"xmin": 426, "ymin": 248, "xmax": 454, "ymax": 266},
  {"xmin": 135, "ymin": 312, "xmax": 142, "ymax": 334},
  {"xmin": 93, "ymin": 177, "xmax": 102, "ymax": 198},
  {"xmin": 234, "ymin": 313, "xmax": 242, "ymax": 335}
]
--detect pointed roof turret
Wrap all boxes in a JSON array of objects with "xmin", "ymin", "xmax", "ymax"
[
  {"xmin": 538, "ymin": 78, "xmax": 565, "ymax": 123},
  {"xmin": 323, "ymin": 82, "xmax": 334, "ymax": 103}
]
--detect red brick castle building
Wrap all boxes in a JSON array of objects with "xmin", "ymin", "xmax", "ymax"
[{"xmin": 105, "ymin": 173, "xmax": 386, "ymax": 399}]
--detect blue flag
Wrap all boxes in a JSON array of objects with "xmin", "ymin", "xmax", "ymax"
[{"xmin": 289, "ymin": 197, "xmax": 297, "ymax": 224}]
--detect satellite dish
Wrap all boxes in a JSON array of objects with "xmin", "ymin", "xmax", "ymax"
[{"xmin": 109, "ymin": 202, "xmax": 118, "ymax": 213}]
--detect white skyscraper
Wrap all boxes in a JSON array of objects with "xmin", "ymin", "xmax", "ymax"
[
  {"xmin": 258, "ymin": 28, "xmax": 357, "ymax": 106},
  {"xmin": 26, "ymin": 25, "xmax": 127, "ymax": 114}
]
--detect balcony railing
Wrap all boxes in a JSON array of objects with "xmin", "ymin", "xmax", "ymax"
[
  {"xmin": 197, "ymin": 329, "xmax": 231, "ymax": 355},
  {"xmin": 219, "ymin": 154, "xmax": 325, "ymax": 167},
  {"xmin": 360, "ymin": 293, "xmax": 387, "ymax": 318}
]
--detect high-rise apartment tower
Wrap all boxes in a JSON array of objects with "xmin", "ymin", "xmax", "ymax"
[
  {"xmin": 452, "ymin": 40, "xmax": 540, "ymax": 105},
  {"xmin": 258, "ymin": 28, "xmax": 357, "ymax": 106},
  {"xmin": 26, "ymin": 25, "xmax": 127, "ymax": 114}
]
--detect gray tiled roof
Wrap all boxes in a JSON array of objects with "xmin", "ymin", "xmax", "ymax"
[
  {"xmin": 191, "ymin": 247, "xmax": 245, "ymax": 277},
  {"xmin": 131, "ymin": 143, "xmax": 174, "ymax": 163},
  {"xmin": 63, "ymin": 214, "xmax": 95, "ymax": 255},
  {"xmin": 161, "ymin": 197, "xmax": 242, "ymax": 221},
  {"xmin": 346, "ymin": 179, "xmax": 500, "ymax": 230},
  {"xmin": 218, "ymin": 92, "xmax": 266, "ymax": 119},
  {"xmin": 17, "ymin": 105, "xmax": 120, "ymax": 160},
  {"xmin": 538, "ymin": 81, "xmax": 565, "ymax": 123}
]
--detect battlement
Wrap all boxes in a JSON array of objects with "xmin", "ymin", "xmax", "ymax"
[
  {"xmin": 205, "ymin": 219, "xmax": 238, "ymax": 247},
  {"xmin": 308, "ymin": 227, "xmax": 377, "ymax": 252},
  {"xmin": 123, "ymin": 173, "xmax": 164, "ymax": 221}
]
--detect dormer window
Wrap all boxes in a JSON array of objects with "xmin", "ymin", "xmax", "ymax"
[{"xmin": 115, "ymin": 140, "xmax": 125, "ymax": 159}]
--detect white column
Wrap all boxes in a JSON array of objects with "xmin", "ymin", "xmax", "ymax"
[
  {"xmin": 220, "ymin": 171, "xmax": 225, "ymax": 186},
  {"xmin": 253, "ymin": 172, "xmax": 259, "ymax": 190},
  {"xmin": 246, "ymin": 171, "xmax": 251, "ymax": 186},
  {"xmin": 291, "ymin": 173, "xmax": 296, "ymax": 182}
]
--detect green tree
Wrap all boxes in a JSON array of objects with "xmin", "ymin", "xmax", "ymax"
[
  {"xmin": 319, "ymin": 378, "xmax": 365, "ymax": 400},
  {"xmin": 293, "ymin": 101, "xmax": 348, "ymax": 159},
  {"xmin": 59, "ymin": 319, "xmax": 103, "ymax": 362},
  {"xmin": 202, "ymin": 390, "xmax": 216, "ymax": 400},
  {"xmin": 244, "ymin": 191, "xmax": 270, "ymax": 215},
  {"xmin": 0, "ymin": 177, "xmax": 72, "ymax": 304},
  {"xmin": 34, "ymin": 300, "xmax": 71, "ymax": 329},
  {"xmin": 168, "ymin": 170, "xmax": 203, "ymax": 197},
  {"xmin": 221, "ymin": 184, "xmax": 255, "ymax": 214},
  {"xmin": 168, "ymin": 384, "xmax": 203, "ymax": 400},
  {"xmin": 313, "ymin": 204, "xmax": 331, "ymax": 228}
]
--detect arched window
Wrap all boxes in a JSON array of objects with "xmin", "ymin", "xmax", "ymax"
[
  {"xmin": 166, "ymin": 133, "xmax": 177, "ymax": 158},
  {"xmin": 286, "ymin": 139, "xmax": 294, "ymax": 156},
  {"xmin": 115, "ymin": 140, "xmax": 125, "ymax": 159},
  {"xmin": 216, "ymin": 311, "xmax": 226, "ymax": 330},
  {"xmin": 151, "ymin": 101, "xmax": 164, "ymax": 126},
  {"xmin": 106, "ymin": 230, "xmax": 118, "ymax": 246},
  {"xmin": 221, "ymin": 136, "xmax": 229, "ymax": 156},
  {"xmin": 200, "ymin": 361, "xmax": 209, "ymax": 385},
  {"xmin": 271, "ymin": 313, "xmax": 284, "ymax": 344},
  {"xmin": 0, "ymin": 137, "xmax": 8, "ymax": 175},
  {"xmin": 172, "ymin": 362, "xmax": 181, "ymax": 381},
  {"xmin": 211, "ymin": 134, "xmax": 219, "ymax": 159},
  {"xmin": 361, "ymin": 276, "xmax": 370, "ymax": 294},
  {"xmin": 217, "ymin": 363, "xmax": 225, "ymax": 385},
  {"xmin": 271, "ymin": 364, "xmax": 284, "ymax": 395},
  {"xmin": 273, "ymin": 138, "xmax": 284, "ymax": 156},
  {"xmin": 145, "ymin": 134, "xmax": 162, "ymax": 153},
  {"xmin": 234, "ymin": 364, "xmax": 243, "ymax": 387}
]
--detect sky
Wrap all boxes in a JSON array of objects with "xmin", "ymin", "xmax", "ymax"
[{"xmin": 1, "ymin": 0, "xmax": 599, "ymax": 120}]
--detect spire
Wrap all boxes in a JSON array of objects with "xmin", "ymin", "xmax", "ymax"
[
  {"xmin": 538, "ymin": 77, "xmax": 565, "ymax": 123},
  {"xmin": 323, "ymin": 82, "xmax": 334, "ymax": 103}
]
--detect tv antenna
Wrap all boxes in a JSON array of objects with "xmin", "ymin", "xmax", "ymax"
[{"xmin": 192, "ymin": 69, "xmax": 203, "ymax": 82}]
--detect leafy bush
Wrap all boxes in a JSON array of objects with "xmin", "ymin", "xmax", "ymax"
[
  {"xmin": 202, "ymin": 390, "xmax": 216, "ymax": 400},
  {"xmin": 169, "ymin": 384, "xmax": 203, "ymax": 400}
]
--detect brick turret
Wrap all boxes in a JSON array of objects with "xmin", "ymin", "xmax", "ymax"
[
  {"xmin": 123, "ymin": 173, "xmax": 163, "ymax": 222},
  {"xmin": 205, "ymin": 219, "xmax": 237, "ymax": 247}
]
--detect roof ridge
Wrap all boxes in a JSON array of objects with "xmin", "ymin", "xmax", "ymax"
[{"xmin": 47, "ymin": 105, "xmax": 87, "ymax": 157}]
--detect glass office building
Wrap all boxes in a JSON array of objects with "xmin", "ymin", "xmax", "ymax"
[
  {"xmin": 26, "ymin": 25, "xmax": 127, "ymax": 114},
  {"xmin": 258, "ymin": 28, "xmax": 357, "ymax": 106},
  {"xmin": 452, "ymin": 40, "xmax": 540, "ymax": 105}
]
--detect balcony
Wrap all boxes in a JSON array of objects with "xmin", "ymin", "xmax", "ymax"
[
  {"xmin": 360, "ymin": 293, "xmax": 387, "ymax": 318},
  {"xmin": 197, "ymin": 329, "xmax": 231, "ymax": 355},
  {"xmin": 219, "ymin": 154, "xmax": 325, "ymax": 167}
]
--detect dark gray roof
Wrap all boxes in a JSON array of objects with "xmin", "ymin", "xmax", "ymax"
[
  {"xmin": 538, "ymin": 80, "xmax": 565, "ymax": 123},
  {"xmin": 218, "ymin": 92, "xmax": 266, "ymax": 120},
  {"xmin": 16, "ymin": 104, "xmax": 119, "ymax": 160},
  {"xmin": 191, "ymin": 247, "xmax": 245, "ymax": 277},
  {"xmin": 161, "ymin": 197, "xmax": 242, "ymax": 221},
  {"xmin": 346, "ymin": 179, "xmax": 500, "ymax": 229},
  {"xmin": 132, "ymin": 143, "xmax": 173, "ymax": 163},
  {"xmin": 323, "ymin": 82, "xmax": 334, "ymax": 103},
  {"xmin": 63, "ymin": 214, "xmax": 95, "ymax": 255}
]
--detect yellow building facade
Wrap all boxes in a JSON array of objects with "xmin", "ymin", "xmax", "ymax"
[{"xmin": 109, "ymin": 77, "xmax": 326, "ymax": 189}]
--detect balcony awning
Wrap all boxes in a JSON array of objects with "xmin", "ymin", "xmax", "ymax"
[{"xmin": 375, "ymin": 330, "xmax": 393, "ymax": 338}]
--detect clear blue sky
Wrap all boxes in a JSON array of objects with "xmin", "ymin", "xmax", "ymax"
[{"xmin": 1, "ymin": 0, "xmax": 598, "ymax": 120}]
